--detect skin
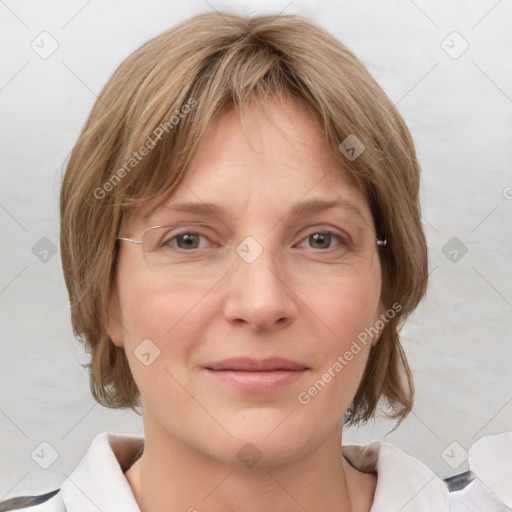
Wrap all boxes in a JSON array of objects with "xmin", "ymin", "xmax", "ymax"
[{"xmin": 108, "ymin": 98, "xmax": 382, "ymax": 512}]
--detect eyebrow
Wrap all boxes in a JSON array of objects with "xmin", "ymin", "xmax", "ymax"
[
  {"xmin": 155, "ymin": 198, "xmax": 367, "ymax": 224},
  {"xmin": 286, "ymin": 198, "xmax": 367, "ymax": 222}
]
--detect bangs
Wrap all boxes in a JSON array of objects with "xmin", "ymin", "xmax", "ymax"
[{"xmin": 106, "ymin": 35, "xmax": 320, "ymax": 216}]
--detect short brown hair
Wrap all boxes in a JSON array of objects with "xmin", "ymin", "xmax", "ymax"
[{"xmin": 60, "ymin": 10, "xmax": 428, "ymax": 425}]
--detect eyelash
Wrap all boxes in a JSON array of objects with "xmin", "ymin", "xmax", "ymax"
[{"xmin": 163, "ymin": 230, "xmax": 350, "ymax": 252}]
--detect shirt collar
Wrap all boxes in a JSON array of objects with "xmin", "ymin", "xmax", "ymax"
[
  {"xmin": 343, "ymin": 441, "xmax": 449, "ymax": 511},
  {"xmin": 60, "ymin": 433, "xmax": 450, "ymax": 512},
  {"xmin": 466, "ymin": 432, "xmax": 512, "ymax": 508},
  {"xmin": 60, "ymin": 433, "xmax": 143, "ymax": 512}
]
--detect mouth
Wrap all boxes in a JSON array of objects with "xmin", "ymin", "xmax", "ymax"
[{"xmin": 202, "ymin": 358, "xmax": 309, "ymax": 392}]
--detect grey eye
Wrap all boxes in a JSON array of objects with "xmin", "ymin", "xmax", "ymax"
[
  {"xmin": 308, "ymin": 232, "xmax": 333, "ymax": 249},
  {"xmin": 175, "ymin": 233, "xmax": 201, "ymax": 249}
]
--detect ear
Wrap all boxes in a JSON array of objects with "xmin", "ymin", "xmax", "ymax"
[{"xmin": 104, "ymin": 286, "xmax": 125, "ymax": 348}]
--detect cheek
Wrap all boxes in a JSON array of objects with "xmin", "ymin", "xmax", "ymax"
[
  {"xmin": 292, "ymin": 279, "xmax": 380, "ymax": 423},
  {"xmin": 298, "ymin": 273, "xmax": 381, "ymax": 397},
  {"xmin": 114, "ymin": 271, "xmax": 213, "ymax": 407},
  {"xmin": 114, "ymin": 250, "xmax": 216, "ymax": 365},
  {"xmin": 306, "ymin": 271, "xmax": 381, "ymax": 344}
]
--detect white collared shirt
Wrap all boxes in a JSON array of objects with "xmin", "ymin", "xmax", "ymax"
[
  {"xmin": 449, "ymin": 432, "xmax": 512, "ymax": 512},
  {"xmin": 2, "ymin": 432, "xmax": 510, "ymax": 511}
]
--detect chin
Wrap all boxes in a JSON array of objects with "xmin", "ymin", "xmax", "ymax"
[
  {"xmin": 212, "ymin": 436, "xmax": 310, "ymax": 469},
  {"xmin": 202, "ymin": 410, "xmax": 322, "ymax": 468}
]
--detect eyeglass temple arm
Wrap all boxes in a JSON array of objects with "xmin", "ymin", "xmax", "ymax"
[{"xmin": 117, "ymin": 237, "xmax": 144, "ymax": 244}]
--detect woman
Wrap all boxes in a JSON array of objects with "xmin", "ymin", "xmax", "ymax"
[{"xmin": 1, "ymin": 10, "xmax": 463, "ymax": 512}]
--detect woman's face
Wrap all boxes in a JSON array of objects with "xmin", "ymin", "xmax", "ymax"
[{"xmin": 108, "ymin": 98, "xmax": 383, "ymax": 466}]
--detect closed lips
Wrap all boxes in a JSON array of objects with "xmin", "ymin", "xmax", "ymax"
[{"xmin": 204, "ymin": 358, "xmax": 308, "ymax": 371}]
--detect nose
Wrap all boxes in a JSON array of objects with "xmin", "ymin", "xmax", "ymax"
[{"xmin": 222, "ymin": 240, "xmax": 298, "ymax": 332}]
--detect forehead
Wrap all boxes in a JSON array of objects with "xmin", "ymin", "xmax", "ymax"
[{"xmin": 136, "ymin": 98, "xmax": 373, "ymax": 229}]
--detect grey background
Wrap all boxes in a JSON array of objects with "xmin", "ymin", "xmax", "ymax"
[{"xmin": 1, "ymin": 0, "xmax": 511, "ymax": 498}]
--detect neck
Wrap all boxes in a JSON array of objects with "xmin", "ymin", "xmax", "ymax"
[{"xmin": 125, "ymin": 420, "xmax": 375, "ymax": 512}]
